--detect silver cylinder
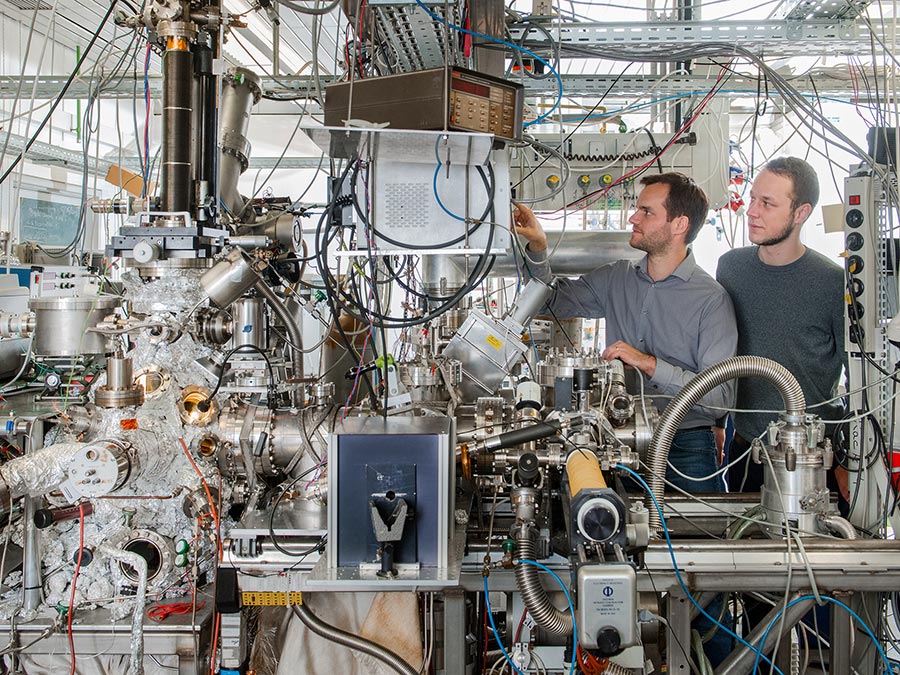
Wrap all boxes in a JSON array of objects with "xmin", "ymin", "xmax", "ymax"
[
  {"xmin": 230, "ymin": 297, "xmax": 268, "ymax": 350},
  {"xmin": 219, "ymin": 67, "xmax": 262, "ymax": 220},
  {"xmin": 200, "ymin": 248, "xmax": 259, "ymax": 308},
  {"xmin": 107, "ymin": 354, "xmax": 133, "ymax": 389},
  {"xmin": 422, "ymin": 256, "xmax": 466, "ymax": 297},
  {"xmin": 28, "ymin": 296, "xmax": 121, "ymax": 357},
  {"xmin": 550, "ymin": 317, "xmax": 582, "ymax": 351},
  {"xmin": 761, "ymin": 450, "xmax": 827, "ymax": 537},
  {"xmin": 508, "ymin": 278, "xmax": 553, "ymax": 328},
  {"xmin": 469, "ymin": 230, "xmax": 641, "ymax": 277}
]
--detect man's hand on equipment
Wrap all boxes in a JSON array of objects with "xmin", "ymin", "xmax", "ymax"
[
  {"xmin": 601, "ymin": 340, "xmax": 657, "ymax": 378},
  {"xmin": 512, "ymin": 202, "xmax": 548, "ymax": 253}
]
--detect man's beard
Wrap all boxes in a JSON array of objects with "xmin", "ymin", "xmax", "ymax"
[{"xmin": 755, "ymin": 217, "xmax": 797, "ymax": 247}]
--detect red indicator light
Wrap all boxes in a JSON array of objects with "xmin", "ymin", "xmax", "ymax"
[{"xmin": 849, "ymin": 195, "xmax": 861, "ymax": 205}]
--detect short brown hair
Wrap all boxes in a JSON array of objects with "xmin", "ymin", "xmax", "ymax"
[
  {"xmin": 640, "ymin": 172, "xmax": 709, "ymax": 244},
  {"xmin": 763, "ymin": 157, "xmax": 820, "ymax": 213}
]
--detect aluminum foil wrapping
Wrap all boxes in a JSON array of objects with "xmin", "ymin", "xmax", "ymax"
[
  {"xmin": 0, "ymin": 269, "xmax": 230, "ymax": 620},
  {"xmin": 248, "ymin": 607, "xmax": 292, "ymax": 675},
  {"xmin": 98, "ymin": 544, "xmax": 147, "ymax": 675},
  {"xmin": 0, "ymin": 442, "xmax": 84, "ymax": 499}
]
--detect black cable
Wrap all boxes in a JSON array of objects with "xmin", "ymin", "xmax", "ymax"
[
  {"xmin": 315, "ymin": 158, "xmax": 379, "ymax": 409},
  {"xmin": 316, "ymin": 171, "xmax": 497, "ymax": 328},
  {"xmin": 268, "ymin": 463, "xmax": 327, "ymax": 558},
  {"xmin": 0, "ymin": 0, "xmax": 117, "ymax": 185},
  {"xmin": 356, "ymin": 161, "xmax": 391, "ymax": 418},
  {"xmin": 198, "ymin": 345, "xmax": 276, "ymax": 412},
  {"xmin": 351, "ymin": 161, "xmax": 494, "ymax": 249},
  {"xmin": 512, "ymin": 64, "xmax": 632, "ymax": 191},
  {"xmin": 641, "ymin": 128, "xmax": 664, "ymax": 174}
]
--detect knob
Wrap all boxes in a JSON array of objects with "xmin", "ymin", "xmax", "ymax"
[
  {"xmin": 596, "ymin": 627, "xmax": 622, "ymax": 656},
  {"xmin": 518, "ymin": 453, "xmax": 540, "ymax": 486},
  {"xmin": 133, "ymin": 240, "xmax": 161, "ymax": 264}
]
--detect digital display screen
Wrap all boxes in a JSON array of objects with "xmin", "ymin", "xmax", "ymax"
[{"xmin": 452, "ymin": 78, "xmax": 491, "ymax": 99}]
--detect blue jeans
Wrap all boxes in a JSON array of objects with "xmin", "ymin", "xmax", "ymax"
[
  {"xmin": 665, "ymin": 428, "xmax": 724, "ymax": 494},
  {"xmin": 666, "ymin": 429, "xmax": 732, "ymax": 667}
]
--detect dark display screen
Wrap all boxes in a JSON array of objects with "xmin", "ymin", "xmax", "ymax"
[{"xmin": 452, "ymin": 77, "xmax": 491, "ymax": 98}]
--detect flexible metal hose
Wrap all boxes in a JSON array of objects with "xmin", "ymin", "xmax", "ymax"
[
  {"xmin": 818, "ymin": 514, "xmax": 858, "ymax": 540},
  {"xmin": 514, "ymin": 533, "xmax": 574, "ymax": 635},
  {"xmin": 646, "ymin": 356, "xmax": 805, "ymax": 531},
  {"xmin": 291, "ymin": 603, "xmax": 418, "ymax": 675},
  {"xmin": 255, "ymin": 280, "xmax": 304, "ymax": 382}
]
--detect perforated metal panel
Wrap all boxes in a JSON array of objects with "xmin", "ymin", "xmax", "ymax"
[{"xmin": 383, "ymin": 182, "xmax": 432, "ymax": 229}]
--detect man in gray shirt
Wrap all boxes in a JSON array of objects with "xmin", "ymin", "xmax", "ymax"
[
  {"xmin": 716, "ymin": 157, "xmax": 847, "ymax": 496},
  {"xmin": 515, "ymin": 172, "xmax": 738, "ymax": 493}
]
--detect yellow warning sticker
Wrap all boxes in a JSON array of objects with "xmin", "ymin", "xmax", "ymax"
[{"xmin": 486, "ymin": 334, "xmax": 503, "ymax": 350}]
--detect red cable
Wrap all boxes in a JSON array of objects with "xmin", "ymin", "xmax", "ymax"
[
  {"xmin": 68, "ymin": 504, "xmax": 86, "ymax": 675},
  {"xmin": 209, "ymin": 612, "xmax": 221, "ymax": 675},
  {"xmin": 552, "ymin": 64, "xmax": 730, "ymax": 215},
  {"xmin": 179, "ymin": 438, "xmax": 222, "ymax": 558},
  {"xmin": 357, "ymin": 0, "xmax": 367, "ymax": 78},
  {"xmin": 513, "ymin": 607, "xmax": 528, "ymax": 643}
]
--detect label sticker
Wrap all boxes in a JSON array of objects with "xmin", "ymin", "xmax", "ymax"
[{"xmin": 486, "ymin": 334, "xmax": 503, "ymax": 350}]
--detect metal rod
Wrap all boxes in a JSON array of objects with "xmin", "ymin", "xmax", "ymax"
[{"xmin": 21, "ymin": 419, "xmax": 43, "ymax": 612}]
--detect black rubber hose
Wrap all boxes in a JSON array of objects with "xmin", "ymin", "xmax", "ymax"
[{"xmin": 482, "ymin": 416, "xmax": 584, "ymax": 451}]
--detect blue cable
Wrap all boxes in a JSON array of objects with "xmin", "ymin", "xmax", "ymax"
[
  {"xmin": 614, "ymin": 464, "xmax": 784, "ymax": 675},
  {"xmin": 483, "ymin": 561, "xmax": 577, "ymax": 675},
  {"xmin": 750, "ymin": 595, "xmax": 896, "ymax": 674},
  {"xmin": 516, "ymin": 559, "xmax": 577, "ymax": 675},
  {"xmin": 412, "ymin": 0, "xmax": 563, "ymax": 127},
  {"xmin": 432, "ymin": 136, "xmax": 473, "ymax": 222},
  {"xmin": 483, "ymin": 575, "xmax": 527, "ymax": 675}
]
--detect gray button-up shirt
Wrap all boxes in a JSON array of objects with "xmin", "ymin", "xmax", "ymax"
[{"xmin": 526, "ymin": 247, "xmax": 738, "ymax": 429}]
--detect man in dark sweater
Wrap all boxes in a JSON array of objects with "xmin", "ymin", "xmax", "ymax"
[{"xmin": 716, "ymin": 156, "xmax": 847, "ymax": 494}]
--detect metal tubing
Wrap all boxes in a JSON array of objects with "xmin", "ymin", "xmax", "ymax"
[
  {"xmin": 193, "ymin": 38, "xmax": 216, "ymax": 211},
  {"xmin": 291, "ymin": 603, "xmax": 418, "ymax": 675},
  {"xmin": 219, "ymin": 67, "xmax": 261, "ymax": 220},
  {"xmin": 470, "ymin": 231, "xmax": 641, "ymax": 277},
  {"xmin": 817, "ymin": 514, "xmax": 858, "ymax": 539},
  {"xmin": 714, "ymin": 596, "xmax": 814, "ymax": 674},
  {"xmin": 514, "ymin": 533, "xmax": 573, "ymax": 635},
  {"xmin": 254, "ymin": 280, "xmax": 304, "ymax": 382},
  {"xmin": 22, "ymin": 419, "xmax": 44, "ymax": 612},
  {"xmin": 646, "ymin": 356, "xmax": 805, "ymax": 531},
  {"xmin": 161, "ymin": 45, "xmax": 193, "ymax": 215}
]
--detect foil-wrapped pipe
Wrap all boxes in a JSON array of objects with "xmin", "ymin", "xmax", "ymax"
[
  {"xmin": 0, "ymin": 442, "xmax": 86, "ymax": 505},
  {"xmin": 98, "ymin": 544, "xmax": 147, "ymax": 675}
]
